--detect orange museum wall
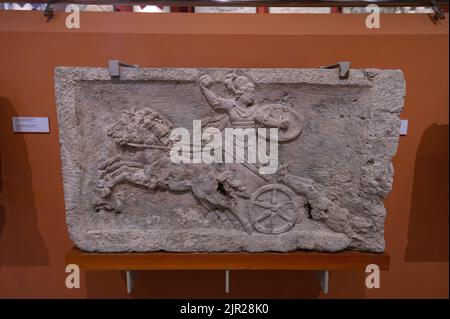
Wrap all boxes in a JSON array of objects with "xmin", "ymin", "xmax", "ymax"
[{"xmin": 0, "ymin": 11, "xmax": 448, "ymax": 298}]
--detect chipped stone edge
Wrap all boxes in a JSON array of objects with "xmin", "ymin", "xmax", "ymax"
[{"xmin": 54, "ymin": 67, "xmax": 406, "ymax": 252}]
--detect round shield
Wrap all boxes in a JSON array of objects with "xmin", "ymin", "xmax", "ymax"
[{"xmin": 256, "ymin": 104, "xmax": 303, "ymax": 142}]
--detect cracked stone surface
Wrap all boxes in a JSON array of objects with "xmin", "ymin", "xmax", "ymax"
[{"xmin": 55, "ymin": 67, "xmax": 405, "ymax": 252}]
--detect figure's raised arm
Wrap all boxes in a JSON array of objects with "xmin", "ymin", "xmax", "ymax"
[{"xmin": 198, "ymin": 74, "xmax": 232, "ymax": 112}]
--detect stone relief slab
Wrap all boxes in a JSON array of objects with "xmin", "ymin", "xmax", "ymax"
[
  {"xmin": 194, "ymin": 7, "xmax": 256, "ymax": 13},
  {"xmin": 55, "ymin": 67, "xmax": 405, "ymax": 252},
  {"xmin": 268, "ymin": 7, "xmax": 331, "ymax": 13}
]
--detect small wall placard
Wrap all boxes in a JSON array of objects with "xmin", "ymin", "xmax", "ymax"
[
  {"xmin": 399, "ymin": 119, "xmax": 409, "ymax": 136},
  {"xmin": 12, "ymin": 117, "xmax": 49, "ymax": 133}
]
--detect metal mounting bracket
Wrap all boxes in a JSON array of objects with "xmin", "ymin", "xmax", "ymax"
[
  {"xmin": 44, "ymin": 0, "xmax": 55, "ymax": 22},
  {"xmin": 321, "ymin": 62, "xmax": 351, "ymax": 79},
  {"xmin": 126, "ymin": 270, "xmax": 134, "ymax": 294},
  {"xmin": 314, "ymin": 270, "xmax": 330, "ymax": 294},
  {"xmin": 225, "ymin": 270, "xmax": 230, "ymax": 294},
  {"xmin": 108, "ymin": 60, "xmax": 140, "ymax": 79},
  {"xmin": 431, "ymin": 0, "xmax": 446, "ymax": 21},
  {"xmin": 122, "ymin": 269, "xmax": 330, "ymax": 294}
]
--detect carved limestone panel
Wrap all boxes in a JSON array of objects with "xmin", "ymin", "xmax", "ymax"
[{"xmin": 55, "ymin": 67, "xmax": 405, "ymax": 252}]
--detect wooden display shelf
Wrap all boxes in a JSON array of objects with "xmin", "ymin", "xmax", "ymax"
[{"xmin": 66, "ymin": 247, "xmax": 390, "ymax": 271}]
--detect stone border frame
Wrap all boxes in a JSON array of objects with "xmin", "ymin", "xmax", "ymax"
[{"xmin": 54, "ymin": 67, "xmax": 405, "ymax": 251}]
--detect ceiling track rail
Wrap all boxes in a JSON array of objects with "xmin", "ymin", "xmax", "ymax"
[{"xmin": 9, "ymin": 0, "xmax": 450, "ymax": 7}]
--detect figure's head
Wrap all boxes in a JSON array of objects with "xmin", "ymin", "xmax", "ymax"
[{"xmin": 224, "ymin": 73, "xmax": 255, "ymax": 106}]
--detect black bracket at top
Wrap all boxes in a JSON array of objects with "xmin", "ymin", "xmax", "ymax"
[
  {"xmin": 431, "ymin": 0, "xmax": 446, "ymax": 21},
  {"xmin": 44, "ymin": 0, "xmax": 55, "ymax": 22}
]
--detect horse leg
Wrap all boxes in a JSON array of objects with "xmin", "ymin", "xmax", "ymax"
[{"xmin": 229, "ymin": 200, "xmax": 254, "ymax": 234}]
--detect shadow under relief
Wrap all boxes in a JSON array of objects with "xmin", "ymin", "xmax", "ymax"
[{"xmin": 84, "ymin": 270, "xmax": 327, "ymax": 298}]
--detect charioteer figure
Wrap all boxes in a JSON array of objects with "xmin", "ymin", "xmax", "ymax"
[{"xmin": 198, "ymin": 73, "xmax": 303, "ymax": 142}]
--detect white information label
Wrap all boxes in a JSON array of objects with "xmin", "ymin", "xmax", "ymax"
[
  {"xmin": 399, "ymin": 119, "xmax": 408, "ymax": 136},
  {"xmin": 12, "ymin": 117, "xmax": 50, "ymax": 133}
]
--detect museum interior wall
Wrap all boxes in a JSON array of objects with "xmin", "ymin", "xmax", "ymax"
[{"xmin": 0, "ymin": 11, "xmax": 448, "ymax": 298}]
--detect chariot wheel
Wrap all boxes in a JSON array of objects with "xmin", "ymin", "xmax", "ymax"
[{"xmin": 249, "ymin": 184, "xmax": 302, "ymax": 235}]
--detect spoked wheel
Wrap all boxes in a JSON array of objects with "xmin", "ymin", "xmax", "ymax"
[{"xmin": 249, "ymin": 184, "xmax": 301, "ymax": 235}]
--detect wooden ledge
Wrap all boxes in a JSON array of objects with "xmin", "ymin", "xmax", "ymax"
[{"xmin": 66, "ymin": 247, "xmax": 390, "ymax": 271}]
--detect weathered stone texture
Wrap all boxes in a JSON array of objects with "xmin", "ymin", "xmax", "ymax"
[{"xmin": 55, "ymin": 67, "xmax": 405, "ymax": 252}]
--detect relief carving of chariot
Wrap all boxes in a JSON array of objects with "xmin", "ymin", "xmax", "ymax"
[
  {"xmin": 94, "ymin": 72, "xmax": 316, "ymax": 235},
  {"xmin": 56, "ymin": 66, "xmax": 405, "ymax": 252}
]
